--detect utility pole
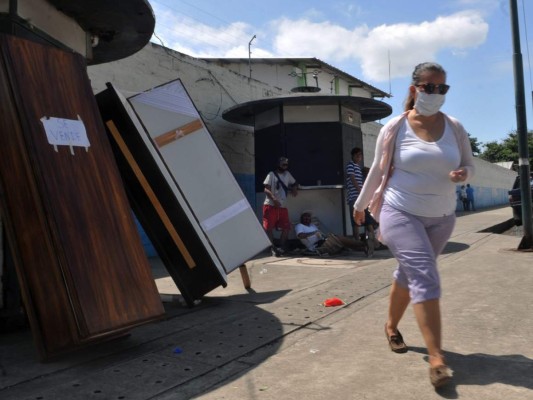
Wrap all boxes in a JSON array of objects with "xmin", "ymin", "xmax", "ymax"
[
  {"xmin": 509, "ymin": 0, "xmax": 533, "ymax": 249},
  {"xmin": 248, "ymin": 34, "xmax": 256, "ymax": 80}
]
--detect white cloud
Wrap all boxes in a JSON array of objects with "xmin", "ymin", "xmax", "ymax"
[
  {"xmin": 152, "ymin": 3, "xmax": 488, "ymax": 82},
  {"xmin": 271, "ymin": 11, "xmax": 488, "ymax": 81},
  {"xmin": 272, "ymin": 18, "xmax": 366, "ymax": 59},
  {"xmin": 152, "ymin": 4, "xmax": 270, "ymax": 58},
  {"xmin": 301, "ymin": 8, "xmax": 326, "ymax": 21}
]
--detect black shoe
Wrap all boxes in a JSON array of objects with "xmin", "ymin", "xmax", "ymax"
[
  {"xmin": 271, "ymin": 246, "xmax": 285, "ymax": 257},
  {"xmin": 376, "ymin": 243, "xmax": 388, "ymax": 250}
]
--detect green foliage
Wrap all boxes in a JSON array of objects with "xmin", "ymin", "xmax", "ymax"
[
  {"xmin": 479, "ymin": 130, "xmax": 533, "ymax": 165},
  {"xmin": 468, "ymin": 134, "xmax": 482, "ymax": 155}
]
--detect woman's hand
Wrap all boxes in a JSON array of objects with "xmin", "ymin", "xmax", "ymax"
[
  {"xmin": 354, "ymin": 210, "xmax": 366, "ymax": 226},
  {"xmin": 449, "ymin": 168, "xmax": 467, "ymax": 182}
]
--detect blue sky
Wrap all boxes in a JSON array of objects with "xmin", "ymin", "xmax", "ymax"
[{"xmin": 149, "ymin": 0, "xmax": 532, "ymax": 149}]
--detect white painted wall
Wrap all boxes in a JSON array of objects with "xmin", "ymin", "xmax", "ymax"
[
  {"xmin": 88, "ymin": 42, "xmax": 516, "ymax": 211},
  {"xmin": 1, "ymin": 0, "xmax": 88, "ymax": 57},
  {"xmin": 89, "ymin": 44, "xmax": 270, "ymax": 175}
]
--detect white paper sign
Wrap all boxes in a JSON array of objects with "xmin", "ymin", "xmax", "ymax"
[{"xmin": 40, "ymin": 115, "xmax": 90, "ymax": 154}]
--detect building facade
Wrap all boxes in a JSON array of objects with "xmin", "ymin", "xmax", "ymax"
[{"xmin": 88, "ymin": 42, "xmax": 517, "ymax": 224}]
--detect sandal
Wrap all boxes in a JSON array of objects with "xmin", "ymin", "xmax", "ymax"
[
  {"xmin": 429, "ymin": 365, "xmax": 453, "ymax": 388},
  {"xmin": 384, "ymin": 323, "xmax": 408, "ymax": 353}
]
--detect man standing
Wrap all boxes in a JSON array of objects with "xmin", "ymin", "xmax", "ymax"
[
  {"xmin": 466, "ymin": 183, "xmax": 475, "ymax": 211},
  {"xmin": 263, "ymin": 157, "xmax": 298, "ymax": 256},
  {"xmin": 346, "ymin": 147, "xmax": 376, "ymax": 255},
  {"xmin": 460, "ymin": 185, "xmax": 468, "ymax": 211}
]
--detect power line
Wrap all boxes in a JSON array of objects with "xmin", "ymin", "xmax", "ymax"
[
  {"xmin": 158, "ymin": 0, "xmax": 237, "ymax": 28},
  {"xmin": 150, "ymin": 0, "xmax": 263, "ymax": 53}
]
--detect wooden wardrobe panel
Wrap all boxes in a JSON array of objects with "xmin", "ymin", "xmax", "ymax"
[{"xmin": 0, "ymin": 34, "xmax": 164, "ymax": 359}]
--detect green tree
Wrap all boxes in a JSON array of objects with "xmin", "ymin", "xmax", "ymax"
[
  {"xmin": 479, "ymin": 130, "xmax": 533, "ymax": 165},
  {"xmin": 468, "ymin": 133, "xmax": 482, "ymax": 155}
]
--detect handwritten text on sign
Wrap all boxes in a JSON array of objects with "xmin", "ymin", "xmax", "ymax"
[{"xmin": 40, "ymin": 116, "xmax": 90, "ymax": 154}]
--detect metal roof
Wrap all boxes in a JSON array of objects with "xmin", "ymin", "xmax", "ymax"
[{"xmin": 222, "ymin": 94, "xmax": 392, "ymax": 126}]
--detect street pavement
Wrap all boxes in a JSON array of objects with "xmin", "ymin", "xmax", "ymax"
[{"xmin": 1, "ymin": 206, "xmax": 532, "ymax": 400}]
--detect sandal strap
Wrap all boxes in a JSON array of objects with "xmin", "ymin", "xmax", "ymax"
[
  {"xmin": 389, "ymin": 333, "xmax": 404, "ymax": 345},
  {"xmin": 390, "ymin": 334, "xmax": 402, "ymax": 342}
]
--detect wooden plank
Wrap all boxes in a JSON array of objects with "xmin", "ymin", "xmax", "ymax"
[
  {"xmin": 239, "ymin": 265, "xmax": 251, "ymax": 289},
  {"xmin": 153, "ymin": 119, "xmax": 203, "ymax": 148},
  {"xmin": 106, "ymin": 120, "xmax": 196, "ymax": 269}
]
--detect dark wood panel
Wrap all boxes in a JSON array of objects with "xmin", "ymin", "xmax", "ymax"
[{"xmin": 0, "ymin": 34, "xmax": 164, "ymax": 359}]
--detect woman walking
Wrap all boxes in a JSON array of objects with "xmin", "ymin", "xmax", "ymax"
[{"xmin": 354, "ymin": 62, "xmax": 475, "ymax": 388}]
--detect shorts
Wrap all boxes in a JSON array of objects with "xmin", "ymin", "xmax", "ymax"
[
  {"xmin": 262, "ymin": 204, "xmax": 291, "ymax": 231},
  {"xmin": 379, "ymin": 203, "xmax": 455, "ymax": 303}
]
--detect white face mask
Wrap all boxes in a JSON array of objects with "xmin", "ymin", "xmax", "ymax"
[{"xmin": 414, "ymin": 91, "xmax": 446, "ymax": 116}]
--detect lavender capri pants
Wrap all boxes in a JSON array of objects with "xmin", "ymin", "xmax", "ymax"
[{"xmin": 379, "ymin": 203, "xmax": 456, "ymax": 304}]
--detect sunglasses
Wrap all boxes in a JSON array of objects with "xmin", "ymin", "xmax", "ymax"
[{"xmin": 416, "ymin": 83, "xmax": 450, "ymax": 95}]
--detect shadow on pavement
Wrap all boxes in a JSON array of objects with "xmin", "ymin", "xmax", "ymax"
[
  {"xmin": 205, "ymin": 289, "xmax": 292, "ymax": 304},
  {"xmin": 442, "ymin": 241, "xmax": 470, "ymax": 254},
  {"xmin": 408, "ymin": 346, "xmax": 533, "ymax": 398},
  {"xmin": 0, "ymin": 294, "xmax": 290, "ymax": 400}
]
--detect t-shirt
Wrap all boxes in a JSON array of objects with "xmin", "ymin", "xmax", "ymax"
[
  {"xmin": 294, "ymin": 222, "xmax": 323, "ymax": 250},
  {"xmin": 383, "ymin": 119, "xmax": 461, "ymax": 217},
  {"xmin": 345, "ymin": 160, "xmax": 364, "ymax": 203},
  {"xmin": 354, "ymin": 112, "xmax": 475, "ymax": 221},
  {"xmin": 263, "ymin": 170, "xmax": 296, "ymax": 207}
]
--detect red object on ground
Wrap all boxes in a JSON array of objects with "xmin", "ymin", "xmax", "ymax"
[{"xmin": 322, "ymin": 297, "xmax": 345, "ymax": 307}]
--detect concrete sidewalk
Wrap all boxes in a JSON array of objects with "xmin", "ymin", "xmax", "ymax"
[
  {"xmin": 1, "ymin": 207, "xmax": 532, "ymax": 400},
  {"xmin": 191, "ymin": 207, "xmax": 533, "ymax": 400}
]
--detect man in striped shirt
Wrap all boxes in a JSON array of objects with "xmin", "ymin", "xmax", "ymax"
[{"xmin": 346, "ymin": 147, "xmax": 377, "ymax": 254}]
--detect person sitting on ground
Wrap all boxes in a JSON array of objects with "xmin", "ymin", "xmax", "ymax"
[
  {"xmin": 294, "ymin": 211, "xmax": 326, "ymax": 252},
  {"xmin": 294, "ymin": 211, "xmax": 368, "ymax": 256}
]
